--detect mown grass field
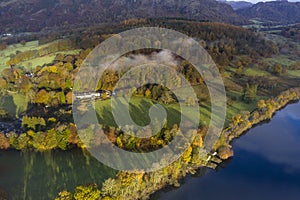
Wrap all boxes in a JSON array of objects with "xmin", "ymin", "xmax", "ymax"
[
  {"xmin": 95, "ymin": 97, "xmax": 202, "ymax": 129},
  {"xmin": 93, "ymin": 91, "xmax": 264, "ymax": 131}
]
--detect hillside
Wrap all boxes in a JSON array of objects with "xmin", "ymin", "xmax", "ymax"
[
  {"xmin": 237, "ymin": 1, "xmax": 300, "ymax": 24},
  {"xmin": 0, "ymin": 0, "xmax": 246, "ymax": 34},
  {"xmin": 279, "ymin": 24, "xmax": 300, "ymax": 42},
  {"xmin": 225, "ymin": 1, "xmax": 253, "ymax": 10}
]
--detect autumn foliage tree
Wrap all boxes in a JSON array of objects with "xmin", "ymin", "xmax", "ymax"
[
  {"xmin": 0, "ymin": 133, "xmax": 10, "ymax": 149},
  {"xmin": 34, "ymin": 89, "xmax": 50, "ymax": 104},
  {"xmin": 22, "ymin": 116, "xmax": 46, "ymax": 130},
  {"xmin": 74, "ymin": 184, "xmax": 100, "ymax": 200}
]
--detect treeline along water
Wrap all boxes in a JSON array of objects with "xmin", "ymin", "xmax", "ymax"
[
  {"xmin": 157, "ymin": 101, "xmax": 300, "ymax": 200},
  {"xmin": 1, "ymin": 101, "xmax": 300, "ymax": 199}
]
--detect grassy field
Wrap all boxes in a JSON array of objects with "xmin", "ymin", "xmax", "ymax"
[
  {"xmin": 95, "ymin": 97, "xmax": 201, "ymax": 129},
  {"xmin": 19, "ymin": 49, "xmax": 81, "ymax": 69},
  {"xmin": 264, "ymin": 55, "xmax": 297, "ymax": 67},
  {"xmin": 0, "ymin": 41, "xmax": 39, "ymax": 70},
  {"xmin": 225, "ymin": 90, "xmax": 267, "ymax": 125},
  {"xmin": 0, "ymin": 40, "xmax": 80, "ymax": 72},
  {"xmin": 226, "ymin": 66, "xmax": 269, "ymax": 77},
  {"xmin": 287, "ymin": 70, "xmax": 300, "ymax": 77},
  {"xmin": 93, "ymin": 91, "xmax": 263, "ymax": 131},
  {"xmin": 244, "ymin": 68, "xmax": 270, "ymax": 76},
  {"xmin": 0, "ymin": 92, "xmax": 29, "ymax": 118}
]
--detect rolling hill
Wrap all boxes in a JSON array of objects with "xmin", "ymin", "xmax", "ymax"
[
  {"xmin": 0, "ymin": 0, "xmax": 246, "ymax": 34},
  {"xmin": 224, "ymin": 1, "xmax": 253, "ymax": 10},
  {"xmin": 237, "ymin": 1, "xmax": 300, "ymax": 24}
]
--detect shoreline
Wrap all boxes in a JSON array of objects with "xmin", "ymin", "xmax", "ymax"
[
  {"xmin": 150, "ymin": 88, "xmax": 300, "ymax": 199},
  {"xmin": 150, "ymin": 100, "xmax": 300, "ymax": 200},
  {"xmin": 148, "ymin": 87, "xmax": 300, "ymax": 200},
  {"xmin": 224, "ymin": 88, "xmax": 300, "ymax": 145},
  {"xmin": 83, "ymin": 87, "xmax": 300, "ymax": 200},
  {"xmin": 1, "ymin": 87, "xmax": 300, "ymax": 200}
]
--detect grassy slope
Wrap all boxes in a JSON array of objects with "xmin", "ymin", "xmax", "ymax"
[
  {"xmin": 0, "ymin": 41, "xmax": 39, "ymax": 70},
  {"xmin": 95, "ymin": 97, "xmax": 203, "ymax": 129},
  {"xmin": 94, "ymin": 92, "xmax": 263, "ymax": 129},
  {"xmin": 19, "ymin": 49, "xmax": 81, "ymax": 69},
  {"xmin": 287, "ymin": 70, "xmax": 300, "ymax": 77},
  {"xmin": 244, "ymin": 68, "xmax": 270, "ymax": 76},
  {"xmin": 0, "ymin": 41, "xmax": 80, "ymax": 118},
  {"xmin": 0, "ymin": 41, "xmax": 80, "ymax": 71}
]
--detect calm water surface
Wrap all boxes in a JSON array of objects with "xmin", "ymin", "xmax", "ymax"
[
  {"xmin": 0, "ymin": 149, "xmax": 116, "ymax": 199},
  {"xmin": 158, "ymin": 101, "xmax": 300, "ymax": 200}
]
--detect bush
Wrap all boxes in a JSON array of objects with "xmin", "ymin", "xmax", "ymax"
[
  {"xmin": 0, "ymin": 133, "xmax": 10, "ymax": 149},
  {"xmin": 74, "ymin": 184, "xmax": 100, "ymax": 200}
]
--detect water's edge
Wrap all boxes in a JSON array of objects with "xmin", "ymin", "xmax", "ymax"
[
  {"xmin": 151, "ymin": 101, "xmax": 300, "ymax": 200},
  {"xmin": 151, "ymin": 91, "xmax": 300, "ymax": 199}
]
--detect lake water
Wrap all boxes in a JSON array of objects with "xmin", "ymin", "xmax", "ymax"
[
  {"xmin": 158, "ymin": 101, "xmax": 300, "ymax": 200},
  {"xmin": 1, "ymin": 102, "xmax": 300, "ymax": 200},
  {"xmin": 0, "ymin": 149, "xmax": 116, "ymax": 199}
]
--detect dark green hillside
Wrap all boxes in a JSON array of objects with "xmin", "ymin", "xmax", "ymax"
[
  {"xmin": 279, "ymin": 24, "xmax": 300, "ymax": 42},
  {"xmin": 225, "ymin": 1, "xmax": 253, "ymax": 10},
  {"xmin": 237, "ymin": 1, "xmax": 300, "ymax": 24},
  {"xmin": 0, "ymin": 0, "xmax": 246, "ymax": 34}
]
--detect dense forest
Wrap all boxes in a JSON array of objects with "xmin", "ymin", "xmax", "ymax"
[
  {"xmin": 0, "ymin": 0, "xmax": 245, "ymax": 34},
  {"xmin": 237, "ymin": 1, "xmax": 300, "ymax": 24}
]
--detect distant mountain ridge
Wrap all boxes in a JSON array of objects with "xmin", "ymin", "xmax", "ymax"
[
  {"xmin": 237, "ymin": 1, "xmax": 300, "ymax": 24},
  {"xmin": 223, "ymin": 1, "xmax": 253, "ymax": 10},
  {"xmin": 0, "ymin": 0, "xmax": 246, "ymax": 34}
]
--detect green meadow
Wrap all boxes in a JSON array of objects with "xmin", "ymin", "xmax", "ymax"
[{"xmin": 0, "ymin": 40, "xmax": 80, "ymax": 71}]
